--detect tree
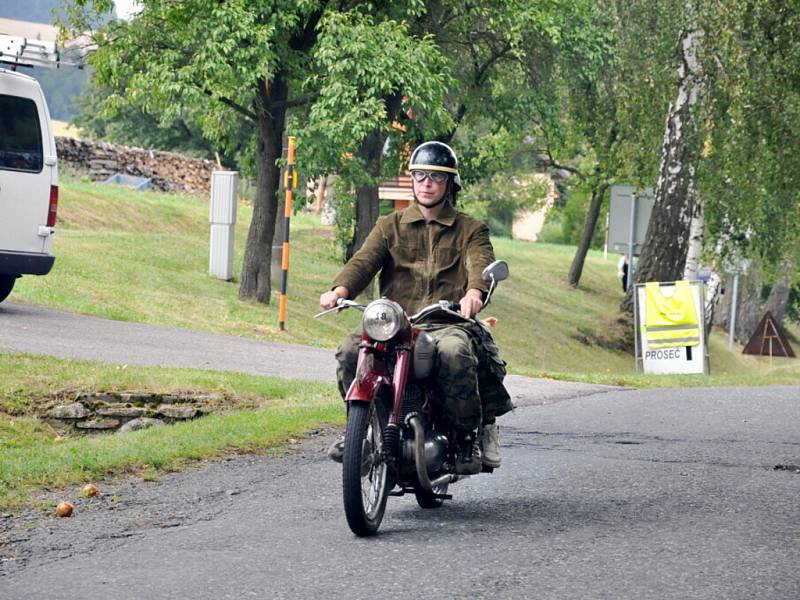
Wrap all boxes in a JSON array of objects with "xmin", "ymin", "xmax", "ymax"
[
  {"xmin": 294, "ymin": 0, "xmax": 577, "ymax": 262},
  {"xmin": 550, "ymin": 1, "xmax": 683, "ymax": 288},
  {"xmin": 620, "ymin": 4, "xmax": 707, "ymax": 312},
  {"xmin": 622, "ymin": 0, "xmax": 800, "ymax": 316},
  {"xmin": 64, "ymin": 1, "xmax": 453, "ymax": 303},
  {"xmin": 700, "ymin": 0, "xmax": 800, "ymax": 271},
  {"xmin": 293, "ymin": 10, "xmax": 451, "ymax": 261},
  {"xmin": 64, "ymin": 0, "xmax": 330, "ymax": 304},
  {"xmin": 72, "ymin": 76, "xmax": 249, "ymax": 164}
]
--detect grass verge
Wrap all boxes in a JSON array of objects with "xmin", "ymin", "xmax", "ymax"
[{"xmin": 0, "ymin": 352, "xmax": 342, "ymax": 510}]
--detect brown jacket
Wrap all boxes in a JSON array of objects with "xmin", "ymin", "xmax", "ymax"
[{"xmin": 333, "ymin": 202, "xmax": 495, "ymax": 314}]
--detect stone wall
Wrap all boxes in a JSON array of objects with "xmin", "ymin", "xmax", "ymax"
[
  {"xmin": 56, "ymin": 137, "xmax": 216, "ymax": 196},
  {"xmin": 45, "ymin": 391, "xmax": 223, "ymax": 434}
]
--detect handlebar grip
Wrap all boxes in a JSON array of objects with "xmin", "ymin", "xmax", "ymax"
[{"xmin": 448, "ymin": 300, "xmax": 461, "ymax": 313}]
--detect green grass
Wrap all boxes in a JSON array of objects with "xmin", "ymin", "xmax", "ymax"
[
  {"xmin": 10, "ymin": 178, "xmax": 800, "ymax": 381},
  {"xmin": 12, "ymin": 180, "xmax": 362, "ymax": 346},
  {"xmin": 2, "ymin": 178, "xmax": 798, "ymax": 507},
  {"xmin": 0, "ymin": 351, "xmax": 342, "ymax": 509}
]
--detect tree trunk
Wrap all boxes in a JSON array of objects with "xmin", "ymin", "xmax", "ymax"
[
  {"xmin": 621, "ymin": 24, "xmax": 704, "ymax": 313},
  {"xmin": 765, "ymin": 258, "xmax": 793, "ymax": 324},
  {"xmin": 238, "ymin": 75, "xmax": 288, "ymax": 304},
  {"xmin": 568, "ymin": 180, "xmax": 608, "ymax": 287},
  {"xmin": 346, "ymin": 130, "xmax": 385, "ymax": 261},
  {"xmin": 683, "ymin": 187, "xmax": 703, "ymax": 280},
  {"xmin": 344, "ymin": 94, "xmax": 403, "ymax": 262},
  {"xmin": 704, "ymin": 268, "xmax": 722, "ymax": 333}
]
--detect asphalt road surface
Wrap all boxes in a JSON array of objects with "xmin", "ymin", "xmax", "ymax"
[
  {"xmin": 1, "ymin": 303, "xmax": 798, "ymax": 598},
  {"xmin": 2, "ymin": 386, "xmax": 798, "ymax": 599}
]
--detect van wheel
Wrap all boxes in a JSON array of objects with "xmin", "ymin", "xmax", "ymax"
[{"xmin": 0, "ymin": 275, "xmax": 16, "ymax": 303}]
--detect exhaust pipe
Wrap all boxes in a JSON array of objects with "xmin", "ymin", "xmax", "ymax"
[{"xmin": 405, "ymin": 413, "xmax": 458, "ymax": 492}]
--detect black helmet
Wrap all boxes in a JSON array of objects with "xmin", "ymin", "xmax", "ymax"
[{"xmin": 409, "ymin": 141, "xmax": 462, "ymax": 191}]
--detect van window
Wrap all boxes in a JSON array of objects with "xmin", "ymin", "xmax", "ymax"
[{"xmin": 0, "ymin": 94, "xmax": 44, "ymax": 173}]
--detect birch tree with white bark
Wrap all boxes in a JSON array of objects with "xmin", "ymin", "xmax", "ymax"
[{"xmin": 620, "ymin": 13, "xmax": 705, "ymax": 312}]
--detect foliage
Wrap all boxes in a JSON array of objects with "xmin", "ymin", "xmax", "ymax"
[
  {"xmin": 785, "ymin": 284, "xmax": 800, "ymax": 325},
  {"xmin": 329, "ymin": 178, "xmax": 357, "ymax": 263},
  {"xmin": 698, "ymin": 0, "xmax": 800, "ymax": 267},
  {"xmin": 540, "ymin": 184, "xmax": 607, "ymax": 247},
  {"xmin": 430, "ymin": 0, "xmax": 590, "ymax": 183},
  {"xmin": 72, "ymin": 75, "xmax": 250, "ymax": 166},
  {"xmin": 62, "ymin": 0, "xmax": 300, "ymax": 144},
  {"xmin": 293, "ymin": 10, "xmax": 452, "ymax": 186},
  {"xmin": 459, "ymin": 171, "xmax": 548, "ymax": 237}
]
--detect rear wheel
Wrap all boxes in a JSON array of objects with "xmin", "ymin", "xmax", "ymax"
[
  {"xmin": 342, "ymin": 402, "xmax": 389, "ymax": 536},
  {"xmin": 415, "ymin": 481, "xmax": 449, "ymax": 509},
  {"xmin": 0, "ymin": 275, "xmax": 16, "ymax": 304}
]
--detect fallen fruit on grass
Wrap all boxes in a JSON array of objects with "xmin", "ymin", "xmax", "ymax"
[
  {"xmin": 82, "ymin": 484, "xmax": 100, "ymax": 497},
  {"xmin": 56, "ymin": 502, "xmax": 74, "ymax": 518}
]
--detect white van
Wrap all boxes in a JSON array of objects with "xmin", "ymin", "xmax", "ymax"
[{"xmin": 0, "ymin": 40, "xmax": 59, "ymax": 304}]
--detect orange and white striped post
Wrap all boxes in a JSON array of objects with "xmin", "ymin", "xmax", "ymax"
[{"xmin": 278, "ymin": 137, "xmax": 297, "ymax": 331}]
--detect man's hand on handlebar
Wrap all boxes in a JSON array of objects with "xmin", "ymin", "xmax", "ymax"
[
  {"xmin": 459, "ymin": 288, "xmax": 484, "ymax": 319},
  {"xmin": 319, "ymin": 286, "xmax": 350, "ymax": 310}
]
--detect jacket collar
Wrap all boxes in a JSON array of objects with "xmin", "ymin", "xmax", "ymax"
[{"xmin": 400, "ymin": 201, "xmax": 457, "ymax": 226}]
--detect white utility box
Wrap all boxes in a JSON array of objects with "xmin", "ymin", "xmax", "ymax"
[{"xmin": 209, "ymin": 171, "xmax": 238, "ymax": 280}]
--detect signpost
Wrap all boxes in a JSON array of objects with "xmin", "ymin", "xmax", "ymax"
[{"xmin": 607, "ymin": 186, "xmax": 654, "ymax": 290}]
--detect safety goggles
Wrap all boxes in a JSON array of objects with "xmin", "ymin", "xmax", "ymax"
[{"xmin": 411, "ymin": 170, "xmax": 449, "ymax": 184}]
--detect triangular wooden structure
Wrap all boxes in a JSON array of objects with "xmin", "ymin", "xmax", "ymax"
[{"xmin": 742, "ymin": 311, "xmax": 795, "ymax": 358}]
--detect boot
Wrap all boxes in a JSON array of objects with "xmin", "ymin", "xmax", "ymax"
[
  {"xmin": 480, "ymin": 423, "xmax": 501, "ymax": 468},
  {"xmin": 455, "ymin": 433, "xmax": 482, "ymax": 475}
]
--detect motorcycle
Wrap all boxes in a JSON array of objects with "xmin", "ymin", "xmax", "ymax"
[{"xmin": 315, "ymin": 260, "xmax": 509, "ymax": 536}]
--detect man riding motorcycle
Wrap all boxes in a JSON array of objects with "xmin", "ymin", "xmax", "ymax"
[{"xmin": 319, "ymin": 141, "xmax": 513, "ymax": 475}]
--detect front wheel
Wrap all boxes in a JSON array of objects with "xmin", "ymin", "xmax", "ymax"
[
  {"xmin": 342, "ymin": 402, "xmax": 389, "ymax": 536},
  {"xmin": 0, "ymin": 275, "xmax": 16, "ymax": 304}
]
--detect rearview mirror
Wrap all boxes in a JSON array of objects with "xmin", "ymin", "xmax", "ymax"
[{"xmin": 482, "ymin": 260, "xmax": 509, "ymax": 283}]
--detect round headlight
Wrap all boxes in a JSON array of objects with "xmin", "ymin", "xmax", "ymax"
[{"xmin": 362, "ymin": 299, "xmax": 404, "ymax": 341}]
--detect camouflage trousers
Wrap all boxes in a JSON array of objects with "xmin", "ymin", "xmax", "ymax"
[{"xmin": 335, "ymin": 323, "xmax": 512, "ymax": 433}]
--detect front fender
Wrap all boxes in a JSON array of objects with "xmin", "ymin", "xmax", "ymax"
[
  {"xmin": 345, "ymin": 346, "xmax": 391, "ymax": 403},
  {"xmin": 346, "ymin": 370, "xmax": 391, "ymax": 403}
]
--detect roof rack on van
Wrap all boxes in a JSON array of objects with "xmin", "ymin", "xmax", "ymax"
[{"xmin": 0, "ymin": 34, "xmax": 80, "ymax": 69}]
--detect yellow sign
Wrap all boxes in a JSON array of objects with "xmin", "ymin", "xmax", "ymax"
[
  {"xmin": 644, "ymin": 281, "xmax": 700, "ymax": 348},
  {"xmin": 283, "ymin": 170, "xmax": 299, "ymax": 189}
]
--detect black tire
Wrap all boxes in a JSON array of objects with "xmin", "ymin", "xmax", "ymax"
[
  {"xmin": 415, "ymin": 481, "xmax": 449, "ymax": 509},
  {"xmin": 342, "ymin": 402, "xmax": 389, "ymax": 536},
  {"xmin": 0, "ymin": 275, "xmax": 16, "ymax": 304}
]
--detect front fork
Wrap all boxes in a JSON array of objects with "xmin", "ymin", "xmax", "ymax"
[{"xmin": 345, "ymin": 344, "xmax": 412, "ymax": 469}]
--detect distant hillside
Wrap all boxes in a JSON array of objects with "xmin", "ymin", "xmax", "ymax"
[
  {"xmin": 0, "ymin": 0, "xmax": 64, "ymax": 25},
  {"xmin": 1, "ymin": 4, "xmax": 92, "ymax": 120}
]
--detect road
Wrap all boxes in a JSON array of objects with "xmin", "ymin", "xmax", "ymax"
[
  {"xmin": 1, "ymin": 303, "xmax": 799, "ymax": 598},
  {"xmin": 0, "ymin": 301, "xmax": 621, "ymax": 406}
]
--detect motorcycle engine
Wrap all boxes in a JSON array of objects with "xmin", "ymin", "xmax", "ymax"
[{"xmin": 402, "ymin": 430, "xmax": 449, "ymax": 474}]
